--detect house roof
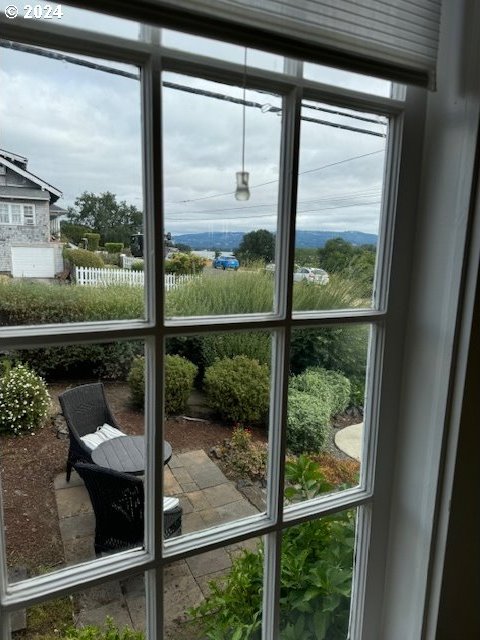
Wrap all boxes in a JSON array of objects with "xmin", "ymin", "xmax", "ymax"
[
  {"xmin": 0, "ymin": 148, "xmax": 28, "ymax": 167},
  {"xmin": 0, "ymin": 152, "xmax": 62, "ymax": 203},
  {"xmin": 49, "ymin": 203, "xmax": 68, "ymax": 218}
]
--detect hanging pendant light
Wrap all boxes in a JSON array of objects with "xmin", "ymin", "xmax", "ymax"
[{"xmin": 235, "ymin": 49, "xmax": 250, "ymax": 201}]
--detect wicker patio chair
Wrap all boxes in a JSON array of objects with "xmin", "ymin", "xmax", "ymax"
[
  {"xmin": 59, "ymin": 382, "xmax": 124, "ymax": 482},
  {"xmin": 74, "ymin": 462, "xmax": 182, "ymax": 556}
]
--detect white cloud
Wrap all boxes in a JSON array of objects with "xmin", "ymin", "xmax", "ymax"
[{"xmin": 1, "ymin": 43, "xmax": 387, "ymax": 239}]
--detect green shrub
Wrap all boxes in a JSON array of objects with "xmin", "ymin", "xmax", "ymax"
[
  {"xmin": 128, "ymin": 354, "xmax": 197, "ymax": 415},
  {"xmin": 204, "ymin": 355, "xmax": 270, "ymax": 425},
  {"xmin": 201, "ymin": 331, "xmax": 271, "ymax": 369},
  {"xmin": 349, "ymin": 375, "xmax": 366, "ymax": 408},
  {"xmin": 165, "ymin": 252, "xmax": 206, "ymax": 275},
  {"xmin": 219, "ymin": 426, "xmax": 268, "ymax": 482},
  {"xmin": 64, "ymin": 248, "xmax": 104, "ymax": 268},
  {"xmin": 105, "ymin": 242, "xmax": 124, "ymax": 253},
  {"xmin": 0, "ymin": 362, "xmax": 50, "ymax": 435},
  {"xmin": 14, "ymin": 341, "xmax": 144, "ymax": 382},
  {"xmin": 189, "ymin": 457, "xmax": 355, "ymax": 640},
  {"xmin": 84, "ymin": 232, "xmax": 100, "ymax": 251},
  {"xmin": 286, "ymin": 389, "xmax": 330, "ymax": 454},
  {"xmin": 291, "ymin": 368, "xmax": 350, "ymax": 416},
  {"xmin": 131, "ymin": 260, "xmax": 144, "ymax": 271}
]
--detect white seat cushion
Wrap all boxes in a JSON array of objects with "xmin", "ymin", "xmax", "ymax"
[
  {"xmin": 80, "ymin": 423, "xmax": 126, "ymax": 451},
  {"xmin": 163, "ymin": 497, "xmax": 180, "ymax": 512}
]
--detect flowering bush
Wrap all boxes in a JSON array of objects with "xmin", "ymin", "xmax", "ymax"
[
  {"xmin": 0, "ymin": 363, "xmax": 50, "ymax": 435},
  {"xmin": 220, "ymin": 426, "xmax": 268, "ymax": 482}
]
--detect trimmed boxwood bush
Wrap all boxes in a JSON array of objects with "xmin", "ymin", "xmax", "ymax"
[
  {"xmin": 0, "ymin": 362, "xmax": 50, "ymax": 435},
  {"xmin": 104, "ymin": 242, "xmax": 124, "ymax": 253},
  {"xmin": 204, "ymin": 355, "xmax": 270, "ymax": 425},
  {"xmin": 84, "ymin": 232, "xmax": 100, "ymax": 251},
  {"xmin": 64, "ymin": 248, "xmax": 104, "ymax": 268},
  {"xmin": 287, "ymin": 389, "xmax": 330, "ymax": 453},
  {"xmin": 290, "ymin": 367, "xmax": 350, "ymax": 416},
  {"xmin": 128, "ymin": 354, "xmax": 197, "ymax": 415}
]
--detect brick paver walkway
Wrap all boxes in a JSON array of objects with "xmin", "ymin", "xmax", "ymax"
[{"xmin": 54, "ymin": 449, "xmax": 259, "ymax": 634}]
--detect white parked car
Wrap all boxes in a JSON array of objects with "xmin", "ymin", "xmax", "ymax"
[{"xmin": 293, "ymin": 267, "xmax": 329, "ymax": 285}]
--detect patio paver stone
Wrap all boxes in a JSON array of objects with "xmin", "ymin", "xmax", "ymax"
[{"xmin": 53, "ymin": 449, "xmax": 259, "ymax": 633}]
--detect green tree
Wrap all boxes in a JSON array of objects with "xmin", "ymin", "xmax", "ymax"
[
  {"xmin": 174, "ymin": 242, "xmax": 192, "ymax": 253},
  {"xmin": 66, "ymin": 191, "xmax": 143, "ymax": 246},
  {"xmin": 237, "ymin": 229, "xmax": 275, "ymax": 263},
  {"xmin": 317, "ymin": 238, "xmax": 356, "ymax": 273}
]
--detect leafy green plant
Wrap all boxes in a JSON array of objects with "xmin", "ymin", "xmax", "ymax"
[
  {"xmin": 64, "ymin": 247, "xmax": 104, "ymax": 268},
  {"xmin": 128, "ymin": 354, "xmax": 197, "ymax": 415},
  {"xmin": 290, "ymin": 368, "xmax": 350, "ymax": 416},
  {"xmin": 286, "ymin": 389, "xmax": 330, "ymax": 454},
  {"xmin": 0, "ymin": 362, "xmax": 50, "ymax": 435},
  {"xmin": 201, "ymin": 331, "xmax": 271, "ymax": 369},
  {"xmin": 189, "ymin": 457, "xmax": 355, "ymax": 640},
  {"xmin": 204, "ymin": 355, "xmax": 270, "ymax": 425}
]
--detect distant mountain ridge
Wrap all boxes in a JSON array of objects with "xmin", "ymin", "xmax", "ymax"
[{"xmin": 173, "ymin": 230, "xmax": 378, "ymax": 250}]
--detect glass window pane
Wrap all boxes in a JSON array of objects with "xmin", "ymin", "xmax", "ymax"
[
  {"xmin": 0, "ymin": 45, "xmax": 144, "ymax": 324},
  {"xmin": 164, "ymin": 332, "xmax": 271, "ymax": 537},
  {"xmin": 162, "ymin": 30, "xmax": 285, "ymax": 72},
  {"xmin": 163, "ymin": 73, "xmax": 282, "ymax": 318},
  {"xmin": 0, "ymin": 341, "xmax": 145, "ymax": 580},
  {"xmin": 284, "ymin": 325, "xmax": 369, "ymax": 504},
  {"xmin": 165, "ymin": 537, "xmax": 263, "ymax": 639},
  {"xmin": 280, "ymin": 510, "xmax": 356, "ymax": 639},
  {"xmin": 33, "ymin": 1, "xmax": 141, "ymax": 39},
  {"xmin": 293, "ymin": 100, "xmax": 388, "ymax": 312},
  {"xmin": 304, "ymin": 62, "xmax": 394, "ymax": 97}
]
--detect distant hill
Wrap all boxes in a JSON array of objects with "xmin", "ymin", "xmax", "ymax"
[{"xmin": 173, "ymin": 230, "xmax": 378, "ymax": 251}]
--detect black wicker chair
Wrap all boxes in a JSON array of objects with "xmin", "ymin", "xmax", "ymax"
[
  {"xmin": 74, "ymin": 462, "xmax": 182, "ymax": 556},
  {"xmin": 59, "ymin": 382, "xmax": 124, "ymax": 482}
]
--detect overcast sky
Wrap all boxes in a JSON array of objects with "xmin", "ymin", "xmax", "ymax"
[{"xmin": 0, "ymin": 2, "xmax": 389, "ymax": 241}]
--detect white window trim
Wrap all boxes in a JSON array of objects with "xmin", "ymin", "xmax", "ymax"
[
  {"xmin": 0, "ymin": 1, "xmax": 478, "ymax": 638},
  {"xmin": 0, "ymin": 202, "xmax": 36, "ymax": 226}
]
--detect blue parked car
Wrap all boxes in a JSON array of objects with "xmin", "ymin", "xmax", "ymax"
[{"xmin": 212, "ymin": 254, "xmax": 240, "ymax": 270}]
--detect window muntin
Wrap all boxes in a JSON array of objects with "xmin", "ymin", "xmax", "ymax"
[
  {"xmin": 0, "ymin": 15, "xmax": 405, "ymax": 640},
  {"xmin": 0, "ymin": 203, "xmax": 36, "ymax": 225}
]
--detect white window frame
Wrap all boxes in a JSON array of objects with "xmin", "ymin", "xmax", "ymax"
[
  {"xmin": 0, "ymin": 2, "xmax": 478, "ymax": 638},
  {"xmin": 0, "ymin": 202, "xmax": 36, "ymax": 226}
]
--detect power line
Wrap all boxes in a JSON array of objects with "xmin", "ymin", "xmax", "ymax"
[
  {"xmin": 2, "ymin": 40, "xmax": 387, "ymax": 137},
  {"xmin": 166, "ymin": 199, "xmax": 382, "ymax": 222},
  {"xmin": 165, "ymin": 187, "xmax": 382, "ymax": 215},
  {"xmin": 167, "ymin": 149, "xmax": 384, "ymax": 204}
]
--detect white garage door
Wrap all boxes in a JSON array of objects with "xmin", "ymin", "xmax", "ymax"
[{"xmin": 11, "ymin": 246, "xmax": 56, "ymax": 278}]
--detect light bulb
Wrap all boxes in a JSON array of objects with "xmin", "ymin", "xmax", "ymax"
[{"xmin": 235, "ymin": 171, "xmax": 250, "ymax": 201}]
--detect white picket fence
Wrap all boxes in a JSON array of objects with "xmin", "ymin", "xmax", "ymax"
[
  {"xmin": 121, "ymin": 255, "xmax": 143, "ymax": 270},
  {"xmin": 74, "ymin": 266, "xmax": 194, "ymax": 290}
]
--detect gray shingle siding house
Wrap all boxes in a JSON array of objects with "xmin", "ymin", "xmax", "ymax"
[{"xmin": 0, "ymin": 149, "xmax": 64, "ymax": 276}]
